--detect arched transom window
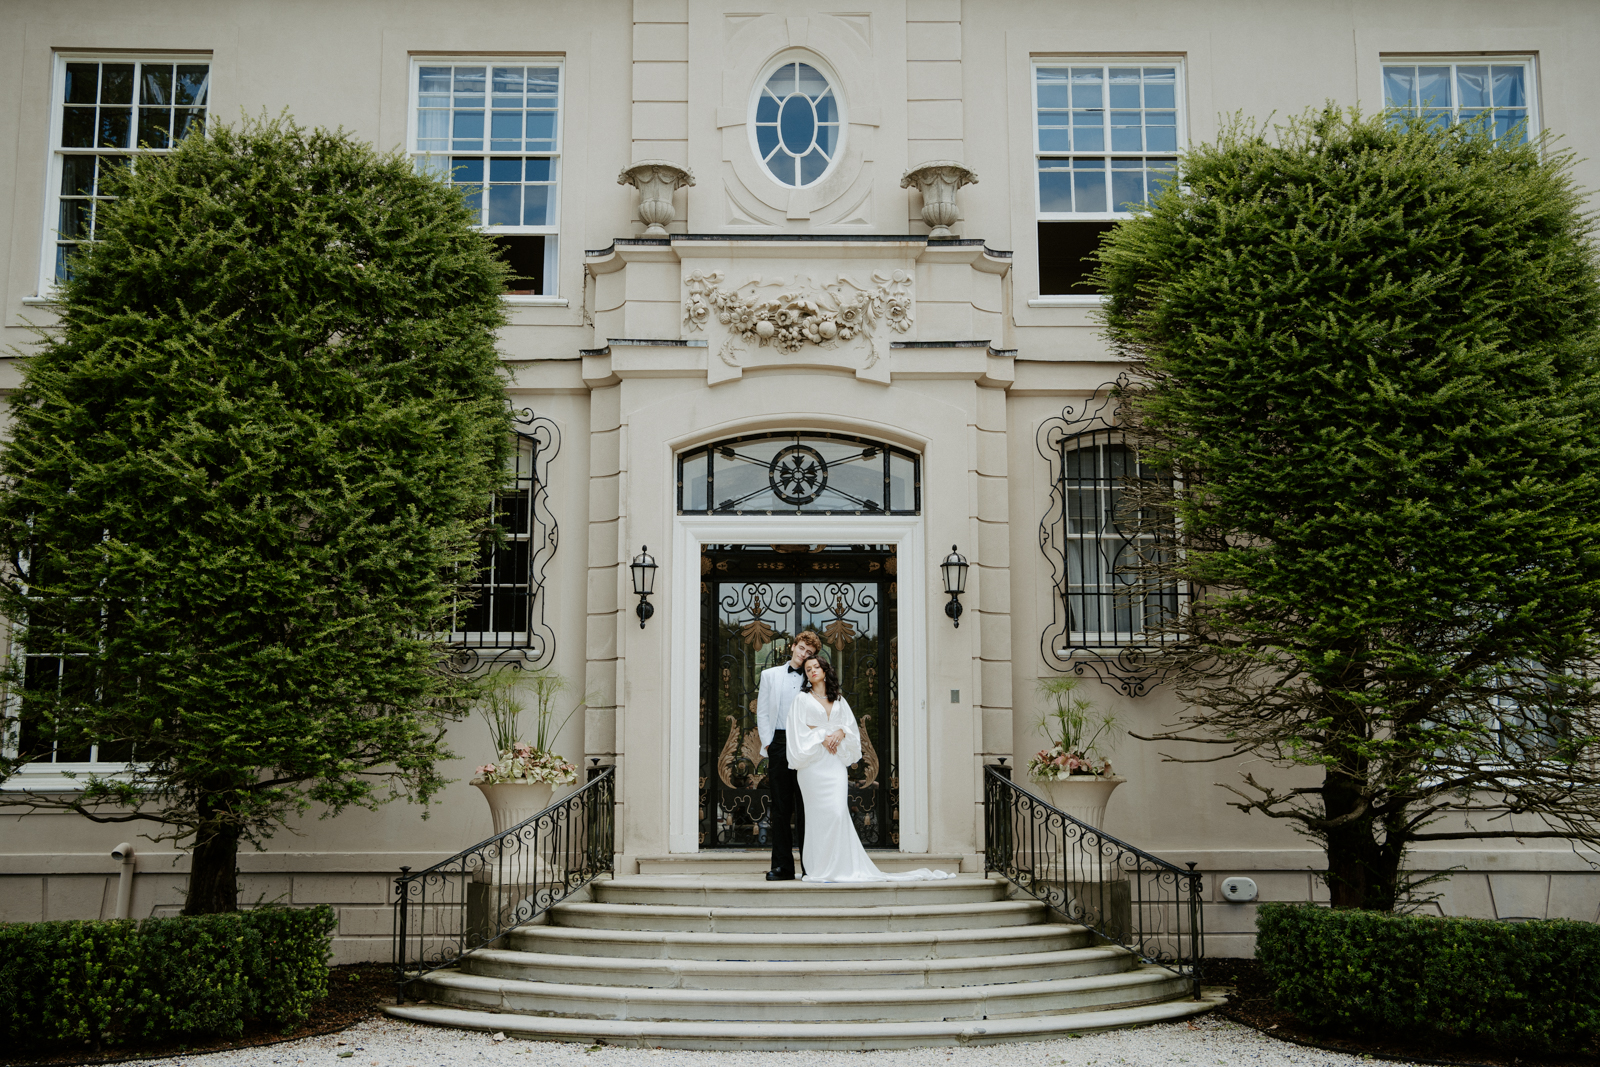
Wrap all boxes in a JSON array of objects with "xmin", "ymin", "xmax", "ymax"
[
  {"xmin": 754, "ymin": 62, "xmax": 841, "ymax": 188},
  {"xmin": 679, "ymin": 433, "xmax": 919, "ymax": 515}
]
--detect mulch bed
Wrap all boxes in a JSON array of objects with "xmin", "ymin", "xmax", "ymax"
[
  {"xmin": 1209, "ymin": 957, "xmax": 1600, "ymax": 1067},
  {"xmin": 7, "ymin": 963, "xmax": 395, "ymax": 1067}
]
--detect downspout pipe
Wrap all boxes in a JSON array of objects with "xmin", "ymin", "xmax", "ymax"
[{"xmin": 111, "ymin": 842, "xmax": 136, "ymax": 920}]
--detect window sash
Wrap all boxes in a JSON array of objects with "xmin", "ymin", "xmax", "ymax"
[
  {"xmin": 42, "ymin": 54, "xmax": 211, "ymax": 292},
  {"xmin": 409, "ymin": 60, "xmax": 562, "ymax": 237},
  {"xmin": 1380, "ymin": 57, "xmax": 1538, "ymax": 142},
  {"xmin": 1034, "ymin": 60, "xmax": 1185, "ymax": 220}
]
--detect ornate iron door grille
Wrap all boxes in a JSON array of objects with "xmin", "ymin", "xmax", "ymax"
[{"xmin": 699, "ymin": 545, "xmax": 898, "ymax": 849}]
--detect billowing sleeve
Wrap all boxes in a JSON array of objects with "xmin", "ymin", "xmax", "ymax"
[
  {"xmin": 833, "ymin": 697, "xmax": 863, "ymax": 767},
  {"xmin": 786, "ymin": 692, "xmax": 832, "ymax": 769}
]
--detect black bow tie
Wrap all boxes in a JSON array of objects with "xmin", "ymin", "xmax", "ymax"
[{"xmin": 787, "ymin": 665, "xmax": 803, "ymax": 675}]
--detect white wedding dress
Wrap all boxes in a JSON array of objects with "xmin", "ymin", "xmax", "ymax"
[{"xmin": 786, "ymin": 690, "xmax": 956, "ymax": 883}]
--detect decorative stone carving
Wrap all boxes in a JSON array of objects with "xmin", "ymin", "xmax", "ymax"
[
  {"xmin": 683, "ymin": 269, "xmax": 913, "ymax": 369},
  {"xmin": 618, "ymin": 161, "xmax": 695, "ymax": 237},
  {"xmin": 900, "ymin": 161, "xmax": 979, "ymax": 239}
]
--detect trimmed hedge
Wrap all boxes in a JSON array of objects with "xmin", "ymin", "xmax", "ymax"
[
  {"xmin": 1257, "ymin": 902, "xmax": 1600, "ymax": 1053},
  {"xmin": 0, "ymin": 906, "xmax": 336, "ymax": 1051}
]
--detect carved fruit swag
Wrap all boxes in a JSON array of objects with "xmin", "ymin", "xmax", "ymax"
[{"xmin": 684, "ymin": 270, "xmax": 913, "ymax": 367}]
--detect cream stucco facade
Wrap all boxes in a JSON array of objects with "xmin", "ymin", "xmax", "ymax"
[{"xmin": 3, "ymin": 0, "xmax": 1599, "ymax": 962}]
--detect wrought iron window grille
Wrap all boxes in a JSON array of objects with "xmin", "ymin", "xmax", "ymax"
[
  {"xmin": 1038, "ymin": 383, "xmax": 1183, "ymax": 696},
  {"xmin": 448, "ymin": 408, "xmax": 559, "ymax": 673},
  {"xmin": 678, "ymin": 432, "xmax": 920, "ymax": 516}
]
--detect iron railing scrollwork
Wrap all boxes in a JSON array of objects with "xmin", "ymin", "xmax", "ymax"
[
  {"xmin": 983, "ymin": 767, "xmax": 1203, "ymax": 998},
  {"xmin": 1037, "ymin": 380, "xmax": 1181, "ymax": 696},
  {"xmin": 391, "ymin": 768, "xmax": 614, "ymax": 1002}
]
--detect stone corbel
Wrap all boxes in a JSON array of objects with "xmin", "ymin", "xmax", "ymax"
[
  {"xmin": 618, "ymin": 161, "xmax": 696, "ymax": 237},
  {"xmin": 900, "ymin": 161, "xmax": 979, "ymax": 239}
]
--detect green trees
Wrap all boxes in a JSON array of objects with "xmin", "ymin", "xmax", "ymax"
[
  {"xmin": 1099, "ymin": 109, "xmax": 1600, "ymax": 910},
  {"xmin": 0, "ymin": 117, "xmax": 513, "ymax": 913}
]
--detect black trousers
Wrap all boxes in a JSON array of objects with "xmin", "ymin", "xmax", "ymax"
[{"xmin": 767, "ymin": 729, "xmax": 806, "ymax": 875}]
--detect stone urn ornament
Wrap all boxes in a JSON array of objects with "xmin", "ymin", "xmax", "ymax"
[
  {"xmin": 900, "ymin": 161, "xmax": 979, "ymax": 239},
  {"xmin": 1025, "ymin": 675, "xmax": 1123, "ymax": 828},
  {"xmin": 618, "ymin": 160, "xmax": 695, "ymax": 237}
]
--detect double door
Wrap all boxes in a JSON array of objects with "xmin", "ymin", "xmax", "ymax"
[{"xmin": 699, "ymin": 544, "xmax": 898, "ymax": 849}]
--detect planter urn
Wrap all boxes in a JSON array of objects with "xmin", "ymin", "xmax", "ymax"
[
  {"xmin": 1031, "ymin": 774, "xmax": 1126, "ymax": 829},
  {"xmin": 618, "ymin": 161, "xmax": 695, "ymax": 237},
  {"xmin": 899, "ymin": 161, "xmax": 979, "ymax": 239},
  {"xmin": 474, "ymin": 780, "xmax": 555, "ymax": 835}
]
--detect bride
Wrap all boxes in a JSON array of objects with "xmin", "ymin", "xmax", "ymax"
[{"xmin": 787, "ymin": 654, "xmax": 955, "ymax": 883}]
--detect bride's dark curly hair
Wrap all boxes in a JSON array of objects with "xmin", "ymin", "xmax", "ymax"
[{"xmin": 803, "ymin": 655, "xmax": 842, "ymax": 703}]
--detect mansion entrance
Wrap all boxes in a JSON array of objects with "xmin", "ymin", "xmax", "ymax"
[{"xmin": 699, "ymin": 544, "xmax": 898, "ymax": 850}]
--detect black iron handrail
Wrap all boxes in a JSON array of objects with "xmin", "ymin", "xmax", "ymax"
[
  {"xmin": 392, "ymin": 768, "xmax": 615, "ymax": 1002},
  {"xmin": 983, "ymin": 766, "xmax": 1204, "ymax": 997}
]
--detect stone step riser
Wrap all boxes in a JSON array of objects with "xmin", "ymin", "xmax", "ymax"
[
  {"xmin": 419, "ymin": 970, "xmax": 1193, "ymax": 1024},
  {"xmin": 593, "ymin": 883, "xmax": 1006, "ymax": 908},
  {"xmin": 461, "ymin": 947, "xmax": 1135, "ymax": 990},
  {"xmin": 633, "ymin": 854, "xmax": 970, "ymax": 876},
  {"xmin": 385, "ymin": 997, "xmax": 1226, "ymax": 1050},
  {"xmin": 507, "ymin": 927, "xmax": 1091, "ymax": 961},
  {"xmin": 548, "ymin": 901, "xmax": 1047, "ymax": 934}
]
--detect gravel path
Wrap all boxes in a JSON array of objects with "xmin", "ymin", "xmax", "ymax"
[{"xmin": 129, "ymin": 1014, "xmax": 1426, "ymax": 1067}]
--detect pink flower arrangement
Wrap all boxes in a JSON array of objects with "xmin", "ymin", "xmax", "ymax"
[{"xmin": 1028, "ymin": 741, "xmax": 1114, "ymax": 781}]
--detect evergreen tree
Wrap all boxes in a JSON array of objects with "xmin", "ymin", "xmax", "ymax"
[
  {"xmin": 1098, "ymin": 109, "xmax": 1600, "ymax": 910},
  {"xmin": 0, "ymin": 116, "xmax": 513, "ymax": 913}
]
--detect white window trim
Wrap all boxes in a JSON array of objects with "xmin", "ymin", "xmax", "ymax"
[
  {"xmin": 1028, "ymin": 294, "xmax": 1109, "ymax": 307},
  {"xmin": 1378, "ymin": 54, "xmax": 1541, "ymax": 139},
  {"xmin": 37, "ymin": 51, "xmax": 215, "ymax": 299},
  {"xmin": 746, "ymin": 49, "xmax": 849, "ymax": 193},
  {"xmin": 1031, "ymin": 56, "xmax": 1188, "ymax": 222},
  {"xmin": 408, "ymin": 56, "xmax": 564, "ymax": 299}
]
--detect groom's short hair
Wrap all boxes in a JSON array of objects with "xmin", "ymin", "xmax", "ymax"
[{"xmin": 793, "ymin": 630, "xmax": 822, "ymax": 652}]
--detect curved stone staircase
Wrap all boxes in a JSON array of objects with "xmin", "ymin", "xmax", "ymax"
[{"xmin": 385, "ymin": 872, "xmax": 1222, "ymax": 1049}]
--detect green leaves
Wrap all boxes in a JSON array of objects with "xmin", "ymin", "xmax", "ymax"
[
  {"xmin": 1258, "ymin": 903, "xmax": 1600, "ymax": 1053},
  {"xmin": 0, "ymin": 115, "xmax": 513, "ymax": 909},
  {"xmin": 1105, "ymin": 108, "xmax": 1600, "ymax": 909},
  {"xmin": 0, "ymin": 907, "xmax": 335, "ymax": 1050}
]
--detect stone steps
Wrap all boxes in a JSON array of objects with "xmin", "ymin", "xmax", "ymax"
[
  {"xmin": 508, "ymin": 920, "xmax": 1090, "ymax": 961},
  {"xmin": 385, "ymin": 997, "xmax": 1226, "ymax": 1051},
  {"xmin": 633, "ymin": 850, "xmax": 970, "ymax": 876},
  {"xmin": 463, "ymin": 943, "xmax": 1133, "ymax": 990},
  {"xmin": 386, "ymin": 871, "xmax": 1219, "ymax": 1049},
  {"xmin": 547, "ymin": 898, "xmax": 1047, "ymax": 932},
  {"xmin": 419, "ymin": 966, "xmax": 1193, "ymax": 1023},
  {"xmin": 592, "ymin": 876, "xmax": 1004, "ymax": 907}
]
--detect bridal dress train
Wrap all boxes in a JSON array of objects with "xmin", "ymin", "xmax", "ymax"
[{"xmin": 786, "ymin": 690, "xmax": 956, "ymax": 883}]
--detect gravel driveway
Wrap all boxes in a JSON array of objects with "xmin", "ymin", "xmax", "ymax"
[{"xmin": 128, "ymin": 1013, "xmax": 1426, "ymax": 1067}]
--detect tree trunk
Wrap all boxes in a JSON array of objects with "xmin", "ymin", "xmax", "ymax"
[
  {"xmin": 1322, "ymin": 767, "xmax": 1406, "ymax": 911},
  {"xmin": 183, "ymin": 818, "xmax": 241, "ymax": 914}
]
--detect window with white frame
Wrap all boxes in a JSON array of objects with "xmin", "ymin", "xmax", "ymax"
[
  {"xmin": 752, "ymin": 60, "xmax": 842, "ymax": 189},
  {"xmin": 1033, "ymin": 61, "xmax": 1182, "ymax": 298},
  {"xmin": 411, "ymin": 60, "xmax": 561, "ymax": 297},
  {"xmin": 43, "ymin": 56, "xmax": 210, "ymax": 289},
  {"xmin": 1381, "ymin": 57, "xmax": 1537, "ymax": 143}
]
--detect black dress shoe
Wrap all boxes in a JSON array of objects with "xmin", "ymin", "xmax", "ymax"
[{"xmin": 766, "ymin": 870, "xmax": 795, "ymax": 881}]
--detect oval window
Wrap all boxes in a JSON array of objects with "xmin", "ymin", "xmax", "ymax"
[{"xmin": 754, "ymin": 62, "xmax": 841, "ymax": 188}]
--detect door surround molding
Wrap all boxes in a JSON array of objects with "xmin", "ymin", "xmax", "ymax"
[{"xmin": 669, "ymin": 516, "xmax": 927, "ymax": 853}]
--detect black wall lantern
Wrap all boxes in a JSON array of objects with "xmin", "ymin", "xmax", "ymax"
[
  {"xmin": 941, "ymin": 545, "xmax": 969, "ymax": 627},
  {"xmin": 631, "ymin": 546, "xmax": 658, "ymax": 628}
]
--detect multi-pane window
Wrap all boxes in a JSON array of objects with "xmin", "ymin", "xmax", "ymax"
[
  {"xmin": 678, "ymin": 433, "xmax": 920, "ymax": 516},
  {"xmin": 753, "ymin": 61, "xmax": 841, "ymax": 188},
  {"xmin": 456, "ymin": 433, "xmax": 539, "ymax": 648},
  {"xmin": 1034, "ymin": 62, "xmax": 1182, "ymax": 297},
  {"xmin": 1058, "ymin": 438, "xmax": 1177, "ymax": 645},
  {"xmin": 47, "ymin": 57, "xmax": 210, "ymax": 284},
  {"xmin": 1382, "ymin": 59, "xmax": 1536, "ymax": 142},
  {"xmin": 412, "ymin": 61, "xmax": 561, "ymax": 296}
]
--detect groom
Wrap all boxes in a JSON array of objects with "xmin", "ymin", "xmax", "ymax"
[{"xmin": 757, "ymin": 629, "xmax": 821, "ymax": 881}]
